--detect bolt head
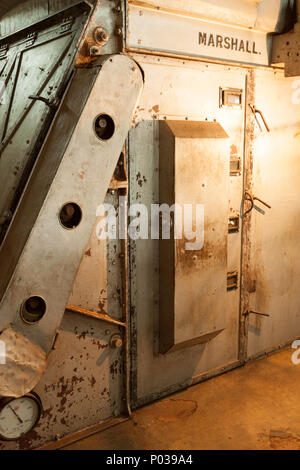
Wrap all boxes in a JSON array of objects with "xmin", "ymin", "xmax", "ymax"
[
  {"xmin": 93, "ymin": 27, "xmax": 109, "ymax": 45},
  {"xmin": 110, "ymin": 335, "xmax": 123, "ymax": 349},
  {"xmin": 90, "ymin": 45, "xmax": 100, "ymax": 56}
]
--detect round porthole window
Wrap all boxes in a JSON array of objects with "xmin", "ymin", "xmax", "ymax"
[
  {"xmin": 94, "ymin": 114, "xmax": 115, "ymax": 140},
  {"xmin": 21, "ymin": 296, "xmax": 47, "ymax": 324},
  {"xmin": 59, "ymin": 202, "xmax": 82, "ymax": 230}
]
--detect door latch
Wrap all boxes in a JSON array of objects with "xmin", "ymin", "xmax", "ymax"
[
  {"xmin": 243, "ymin": 309, "xmax": 270, "ymax": 318},
  {"xmin": 243, "ymin": 191, "xmax": 271, "ymax": 217},
  {"xmin": 249, "ymin": 104, "xmax": 270, "ymax": 132}
]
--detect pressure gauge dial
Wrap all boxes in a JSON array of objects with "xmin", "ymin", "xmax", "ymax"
[{"xmin": 0, "ymin": 393, "xmax": 42, "ymax": 441}]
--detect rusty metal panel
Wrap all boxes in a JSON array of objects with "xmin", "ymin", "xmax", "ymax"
[
  {"xmin": 0, "ymin": 54, "xmax": 143, "ymax": 396},
  {"xmin": 0, "ymin": 311, "xmax": 125, "ymax": 450},
  {"xmin": 159, "ymin": 120, "xmax": 229, "ymax": 354},
  {"xmin": 129, "ymin": 54, "xmax": 246, "ymax": 404},
  {"xmin": 246, "ymin": 68, "xmax": 300, "ymax": 357},
  {"xmin": 69, "ymin": 189, "xmax": 127, "ymax": 322}
]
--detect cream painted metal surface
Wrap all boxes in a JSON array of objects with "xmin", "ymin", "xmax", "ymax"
[
  {"xmin": 159, "ymin": 121, "xmax": 229, "ymax": 354},
  {"xmin": 129, "ymin": 54, "xmax": 246, "ymax": 404},
  {"xmin": 246, "ymin": 68, "xmax": 300, "ymax": 357},
  {"xmin": 0, "ymin": 54, "xmax": 143, "ymax": 395},
  {"xmin": 127, "ymin": 3, "xmax": 270, "ymax": 66},
  {"xmin": 127, "ymin": 0, "xmax": 291, "ymax": 32}
]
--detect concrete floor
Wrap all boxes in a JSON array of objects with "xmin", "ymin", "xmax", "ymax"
[{"xmin": 65, "ymin": 348, "xmax": 300, "ymax": 450}]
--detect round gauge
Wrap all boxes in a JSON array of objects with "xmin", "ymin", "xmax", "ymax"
[{"xmin": 0, "ymin": 393, "xmax": 42, "ymax": 441}]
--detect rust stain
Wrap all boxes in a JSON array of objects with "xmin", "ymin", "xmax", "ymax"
[
  {"xmin": 110, "ymin": 360, "xmax": 120, "ymax": 378},
  {"xmin": 98, "ymin": 300, "xmax": 107, "ymax": 315},
  {"xmin": 175, "ymin": 234, "xmax": 226, "ymax": 274},
  {"xmin": 89, "ymin": 376, "xmax": 96, "ymax": 387},
  {"xmin": 230, "ymin": 144, "xmax": 238, "ymax": 155},
  {"xmin": 136, "ymin": 171, "xmax": 147, "ymax": 188},
  {"xmin": 41, "ymin": 406, "xmax": 53, "ymax": 421},
  {"xmin": 91, "ymin": 338, "xmax": 107, "ymax": 350},
  {"xmin": 18, "ymin": 430, "xmax": 41, "ymax": 450},
  {"xmin": 269, "ymin": 430, "xmax": 300, "ymax": 450},
  {"xmin": 77, "ymin": 330, "xmax": 89, "ymax": 340}
]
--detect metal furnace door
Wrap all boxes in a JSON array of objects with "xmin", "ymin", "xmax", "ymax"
[{"xmin": 129, "ymin": 54, "xmax": 246, "ymax": 406}]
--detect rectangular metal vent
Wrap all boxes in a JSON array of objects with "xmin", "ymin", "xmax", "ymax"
[
  {"xmin": 230, "ymin": 156, "xmax": 242, "ymax": 176},
  {"xmin": 227, "ymin": 271, "xmax": 239, "ymax": 290},
  {"xmin": 220, "ymin": 87, "xmax": 243, "ymax": 108},
  {"xmin": 228, "ymin": 216, "xmax": 240, "ymax": 233}
]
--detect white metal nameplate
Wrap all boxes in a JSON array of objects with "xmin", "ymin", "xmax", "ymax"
[{"xmin": 127, "ymin": 4, "xmax": 270, "ymax": 66}]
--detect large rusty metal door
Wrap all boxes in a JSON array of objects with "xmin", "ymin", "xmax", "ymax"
[
  {"xmin": 241, "ymin": 68, "xmax": 300, "ymax": 359},
  {"xmin": 129, "ymin": 54, "xmax": 246, "ymax": 406}
]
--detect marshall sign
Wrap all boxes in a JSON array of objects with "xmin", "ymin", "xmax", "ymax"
[
  {"xmin": 127, "ymin": 5, "xmax": 269, "ymax": 66},
  {"xmin": 198, "ymin": 33, "xmax": 261, "ymax": 56}
]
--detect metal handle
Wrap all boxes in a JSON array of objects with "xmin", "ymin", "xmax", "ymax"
[
  {"xmin": 243, "ymin": 191, "xmax": 271, "ymax": 216},
  {"xmin": 244, "ymin": 191, "xmax": 254, "ymax": 216},
  {"xmin": 253, "ymin": 196, "xmax": 271, "ymax": 209},
  {"xmin": 249, "ymin": 104, "xmax": 270, "ymax": 132},
  {"xmin": 243, "ymin": 310, "xmax": 270, "ymax": 318}
]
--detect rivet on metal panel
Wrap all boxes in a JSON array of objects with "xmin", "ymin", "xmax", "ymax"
[{"xmin": 90, "ymin": 45, "xmax": 101, "ymax": 56}]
